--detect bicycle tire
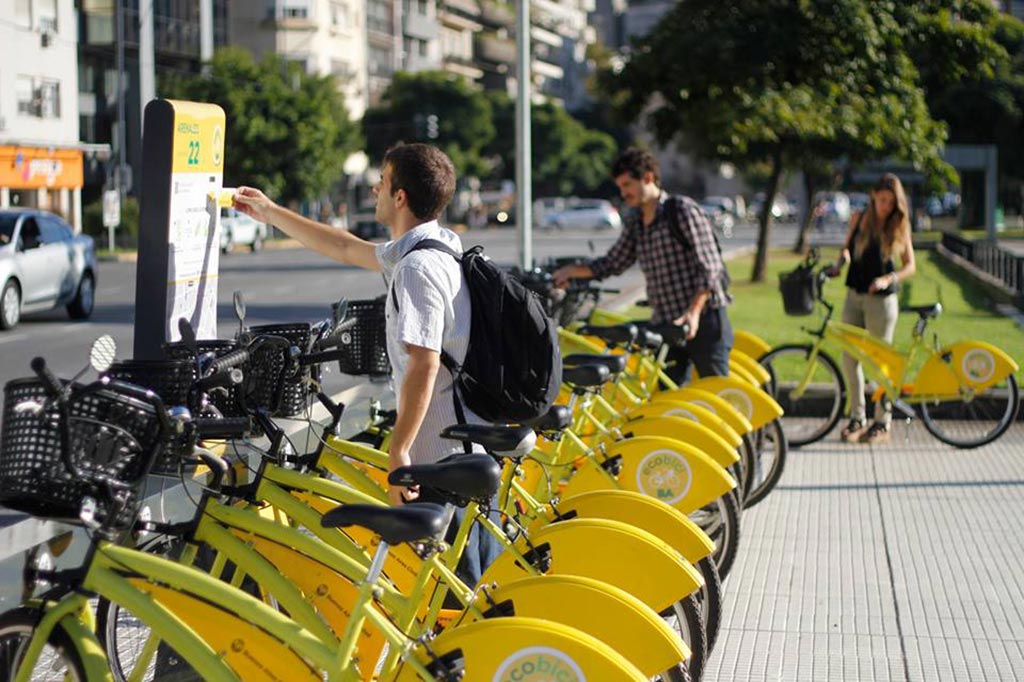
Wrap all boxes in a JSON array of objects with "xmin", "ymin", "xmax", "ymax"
[
  {"xmin": 743, "ymin": 418, "xmax": 788, "ymax": 508},
  {"xmin": 691, "ymin": 490, "xmax": 742, "ymax": 581},
  {"xmin": 695, "ymin": 556, "xmax": 723, "ymax": 654},
  {"xmin": 660, "ymin": 594, "xmax": 706, "ymax": 682},
  {"xmin": 761, "ymin": 344, "xmax": 845, "ymax": 447},
  {"xmin": 0, "ymin": 607, "xmax": 87, "ymax": 682},
  {"xmin": 919, "ymin": 374, "xmax": 1020, "ymax": 449}
]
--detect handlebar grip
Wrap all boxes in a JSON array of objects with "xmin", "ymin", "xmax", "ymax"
[
  {"xmin": 194, "ymin": 368, "xmax": 243, "ymax": 393},
  {"xmin": 317, "ymin": 317, "xmax": 359, "ymax": 350},
  {"xmin": 194, "ymin": 416, "xmax": 251, "ymax": 440},
  {"xmin": 187, "ymin": 449, "xmax": 230, "ymax": 491},
  {"xmin": 299, "ymin": 348, "xmax": 350, "ymax": 366},
  {"xmin": 30, "ymin": 357, "xmax": 65, "ymax": 397},
  {"xmin": 210, "ymin": 348, "xmax": 249, "ymax": 372}
]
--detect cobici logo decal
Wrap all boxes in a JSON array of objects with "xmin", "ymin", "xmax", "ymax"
[
  {"xmin": 493, "ymin": 646, "xmax": 585, "ymax": 682},
  {"xmin": 717, "ymin": 388, "xmax": 753, "ymax": 420},
  {"xmin": 636, "ymin": 449, "xmax": 693, "ymax": 504},
  {"xmin": 664, "ymin": 407, "xmax": 698, "ymax": 422},
  {"xmin": 961, "ymin": 348, "xmax": 995, "ymax": 384}
]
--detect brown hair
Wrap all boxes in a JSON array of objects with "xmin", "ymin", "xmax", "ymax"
[
  {"xmin": 383, "ymin": 143, "xmax": 456, "ymax": 221},
  {"xmin": 611, "ymin": 147, "xmax": 661, "ymax": 186},
  {"xmin": 853, "ymin": 173, "xmax": 910, "ymax": 261}
]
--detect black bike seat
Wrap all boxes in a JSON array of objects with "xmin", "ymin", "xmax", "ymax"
[
  {"xmin": 389, "ymin": 453, "xmax": 502, "ymax": 501},
  {"xmin": 321, "ymin": 503, "xmax": 447, "ymax": 544},
  {"xmin": 903, "ymin": 303, "xmax": 942, "ymax": 319},
  {"xmin": 440, "ymin": 424, "xmax": 536, "ymax": 454},
  {"xmin": 563, "ymin": 353, "xmax": 627, "ymax": 375},
  {"xmin": 562, "ymin": 363, "xmax": 611, "ymax": 388},
  {"xmin": 639, "ymin": 329, "xmax": 663, "ymax": 349},
  {"xmin": 525, "ymin": 405, "xmax": 572, "ymax": 432},
  {"xmin": 577, "ymin": 324, "xmax": 638, "ymax": 346}
]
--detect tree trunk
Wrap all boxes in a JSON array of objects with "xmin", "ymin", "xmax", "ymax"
[
  {"xmin": 751, "ymin": 149, "xmax": 784, "ymax": 283},
  {"xmin": 794, "ymin": 170, "xmax": 816, "ymax": 254}
]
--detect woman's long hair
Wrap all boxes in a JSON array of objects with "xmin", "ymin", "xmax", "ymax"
[{"xmin": 853, "ymin": 173, "xmax": 910, "ymax": 261}]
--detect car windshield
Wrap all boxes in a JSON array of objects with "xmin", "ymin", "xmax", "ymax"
[{"xmin": 0, "ymin": 215, "xmax": 16, "ymax": 244}]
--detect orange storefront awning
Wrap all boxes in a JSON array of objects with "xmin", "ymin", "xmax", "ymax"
[{"xmin": 0, "ymin": 145, "xmax": 83, "ymax": 190}]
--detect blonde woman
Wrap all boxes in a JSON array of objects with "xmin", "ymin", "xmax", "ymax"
[{"xmin": 826, "ymin": 174, "xmax": 916, "ymax": 444}]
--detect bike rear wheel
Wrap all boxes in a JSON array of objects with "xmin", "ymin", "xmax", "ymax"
[
  {"xmin": 0, "ymin": 608, "xmax": 86, "ymax": 682},
  {"xmin": 761, "ymin": 344, "xmax": 845, "ymax": 447},
  {"xmin": 743, "ymin": 418, "xmax": 788, "ymax": 508},
  {"xmin": 691, "ymin": 490, "xmax": 742, "ymax": 580},
  {"xmin": 919, "ymin": 374, "xmax": 1020, "ymax": 448}
]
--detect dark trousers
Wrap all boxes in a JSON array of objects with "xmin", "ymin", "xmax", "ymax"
[{"xmin": 663, "ymin": 306, "xmax": 733, "ymax": 384}]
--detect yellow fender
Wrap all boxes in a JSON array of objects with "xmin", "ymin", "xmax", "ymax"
[
  {"xmin": 733, "ymin": 328, "xmax": 772, "ymax": 360},
  {"xmin": 480, "ymin": 517, "xmax": 703, "ymax": 614},
  {"xmin": 540, "ymin": 489, "xmax": 715, "ymax": 563},
  {"xmin": 911, "ymin": 341, "xmax": 1020, "ymax": 397},
  {"xmin": 688, "ymin": 375, "xmax": 783, "ymax": 429},
  {"xmin": 610, "ymin": 415, "xmax": 739, "ymax": 468},
  {"xmin": 588, "ymin": 308, "xmax": 636, "ymax": 325},
  {"xmin": 724, "ymin": 357, "xmax": 760, "ymax": 386},
  {"xmin": 728, "ymin": 348, "xmax": 772, "ymax": 386},
  {"xmin": 625, "ymin": 398, "xmax": 745, "ymax": 447},
  {"xmin": 394, "ymin": 616, "xmax": 647, "ymax": 681},
  {"xmin": 648, "ymin": 386, "xmax": 755, "ymax": 435},
  {"xmin": 464, "ymin": 575, "xmax": 689, "ymax": 677},
  {"xmin": 561, "ymin": 435, "xmax": 736, "ymax": 512}
]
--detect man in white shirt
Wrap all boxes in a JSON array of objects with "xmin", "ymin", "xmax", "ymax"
[{"xmin": 233, "ymin": 143, "xmax": 480, "ymax": 506}]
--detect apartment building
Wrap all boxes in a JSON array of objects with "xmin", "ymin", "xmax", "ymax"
[
  {"xmin": 0, "ymin": 0, "xmax": 91, "ymax": 229},
  {"xmin": 229, "ymin": 0, "xmax": 369, "ymax": 119}
]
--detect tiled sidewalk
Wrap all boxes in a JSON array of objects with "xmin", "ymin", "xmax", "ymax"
[{"xmin": 706, "ymin": 423, "xmax": 1024, "ymax": 682}]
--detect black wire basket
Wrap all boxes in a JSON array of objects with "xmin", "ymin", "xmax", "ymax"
[
  {"xmin": 103, "ymin": 359, "xmax": 195, "ymax": 476},
  {"xmin": 244, "ymin": 322, "xmax": 313, "ymax": 417},
  {"xmin": 162, "ymin": 339, "xmax": 248, "ymax": 420},
  {"xmin": 0, "ymin": 378, "xmax": 163, "ymax": 530},
  {"xmin": 336, "ymin": 297, "xmax": 391, "ymax": 377},
  {"xmin": 779, "ymin": 264, "xmax": 819, "ymax": 316}
]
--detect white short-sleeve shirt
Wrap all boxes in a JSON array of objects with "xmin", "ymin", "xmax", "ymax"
[{"xmin": 376, "ymin": 221, "xmax": 484, "ymax": 464}]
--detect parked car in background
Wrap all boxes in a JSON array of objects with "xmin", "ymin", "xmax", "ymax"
[
  {"xmin": 699, "ymin": 196, "xmax": 736, "ymax": 237},
  {"xmin": 348, "ymin": 214, "xmax": 389, "ymax": 240},
  {"xmin": 747, "ymin": 193, "xmax": 797, "ymax": 222},
  {"xmin": 542, "ymin": 199, "xmax": 622, "ymax": 231},
  {"xmin": 0, "ymin": 209, "xmax": 97, "ymax": 329},
  {"xmin": 220, "ymin": 207, "xmax": 268, "ymax": 253},
  {"xmin": 815, "ymin": 191, "xmax": 852, "ymax": 223}
]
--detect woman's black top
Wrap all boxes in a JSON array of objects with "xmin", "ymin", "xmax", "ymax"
[{"xmin": 845, "ymin": 215, "xmax": 897, "ymax": 296}]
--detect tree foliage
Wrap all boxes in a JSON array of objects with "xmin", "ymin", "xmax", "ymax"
[
  {"xmin": 595, "ymin": 0, "xmax": 994, "ymax": 280},
  {"xmin": 162, "ymin": 47, "xmax": 361, "ymax": 204},
  {"xmin": 362, "ymin": 71, "xmax": 496, "ymax": 178},
  {"xmin": 484, "ymin": 92, "xmax": 618, "ymax": 197}
]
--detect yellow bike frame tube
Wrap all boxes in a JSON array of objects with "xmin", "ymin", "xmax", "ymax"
[
  {"xmin": 321, "ymin": 436, "xmax": 391, "ymax": 469},
  {"xmin": 15, "ymin": 594, "xmax": 115, "ymax": 682},
  {"xmin": 95, "ymin": 545, "xmax": 342, "ymax": 678},
  {"xmin": 471, "ymin": 575, "xmax": 691, "ymax": 676},
  {"xmin": 263, "ymin": 461, "xmax": 385, "ymax": 507},
  {"xmin": 480, "ymin": 517, "xmax": 702, "ymax": 614},
  {"xmin": 85, "ymin": 560, "xmax": 239, "ymax": 682},
  {"xmin": 316, "ymin": 449, "xmax": 390, "ymax": 504},
  {"xmin": 53, "ymin": 608, "xmax": 114, "ymax": 682},
  {"xmin": 561, "ymin": 435, "xmax": 737, "ymax": 513},
  {"xmin": 193, "ymin": 514, "xmax": 338, "ymax": 643}
]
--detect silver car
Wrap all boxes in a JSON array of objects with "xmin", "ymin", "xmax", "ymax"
[
  {"xmin": 0, "ymin": 209, "xmax": 97, "ymax": 330},
  {"xmin": 542, "ymin": 199, "xmax": 622, "ymax": 231}
]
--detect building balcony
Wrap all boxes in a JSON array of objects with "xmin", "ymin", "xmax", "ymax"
[
  {"xmin": 480, "ymin": 0, "xmax": 515, "ymax": 28},
  {"xmin": 404, "ymin": 11, "xmax": 439, "ymax": 40},
  {"xmin": 475, "ymin": 31, "xmax": 516, "ymax": 64}
]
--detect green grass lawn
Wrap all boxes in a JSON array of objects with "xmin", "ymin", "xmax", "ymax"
[{"xmin": 621, "ymin": 247, "xmax": 1024, "ymax": 378}]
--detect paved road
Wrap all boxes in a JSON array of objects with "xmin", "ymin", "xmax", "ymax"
[{"xmin": 0, "ymin": 219, "xmax": 821, "ymax": 383}]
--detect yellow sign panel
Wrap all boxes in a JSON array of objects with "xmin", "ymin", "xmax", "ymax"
[{"xmin": 168, "ymin": 99, "xmax": 225, "ymax": 175}]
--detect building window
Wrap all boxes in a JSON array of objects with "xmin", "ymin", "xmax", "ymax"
[
  {"xmin": 275, "ymin": 0, "xmax": 311, "ymax": 19},
  {"xmin": 330, "ymin": 2, "xmax": 349, "ymax": 27},
  {"xmin": 16, "ymin": 75, "xmax": 61, "ymax": 119},
  {"xmin": 35, "ymin": 0, "xmax": 57, "ymax": 33}
]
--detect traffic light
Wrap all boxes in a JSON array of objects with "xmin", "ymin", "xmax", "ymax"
[{"xmin": 426, "ymin": 114, "xmax": 439, "ymax": 140}]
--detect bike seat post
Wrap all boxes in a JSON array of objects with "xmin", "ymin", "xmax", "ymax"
[{"xmin": 365, "ymin": 539, "xmax": 391, "ymax": 585}]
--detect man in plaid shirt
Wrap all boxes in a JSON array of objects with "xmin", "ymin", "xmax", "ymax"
[{"xmin": 553, "ymin": 148, "xmax": 733, "ymax": 381}]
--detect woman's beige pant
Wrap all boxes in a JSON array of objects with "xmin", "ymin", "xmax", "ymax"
[{"xmin": 841, "ymin": 290, "xmax": 899, "ymax": 425}]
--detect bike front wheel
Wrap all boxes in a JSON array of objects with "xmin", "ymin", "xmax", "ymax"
[
  {"xmin": 0, "ymin": 608, "xmax": 87, "ymax": 682},
  {"xmin": 919, "ymin": 374, "xmax": 1020, "ymax": 448},
  {"xmin": 760, "ymin": 344, "xmax": 845, "ymax": 447}
]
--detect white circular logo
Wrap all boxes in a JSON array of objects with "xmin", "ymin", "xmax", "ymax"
[
  {"xmin": 664, "ymin": 408, "xmax": 698, "ymax": 422},
  {"xmin": 717, "ymin": 388, "xmax": 753, "ymax": 419},
  {"xmin": 493, "ymin": 646, "xmax": 585, "ymax": 682},
  {"xmin": 636, "ymin": 449, "xmax": 693, "ymax": 504},
  {"xmin": 961, "ymin": 348, "xmax": 995, "ymax": 384}
]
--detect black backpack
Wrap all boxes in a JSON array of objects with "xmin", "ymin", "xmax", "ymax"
[
  {"xmin": 664, "ymin": 195, "xmax": 732, "ymax": 291},
  {"xmin": 392, "ymin": 239, "xmax": 562, "ymax": 424}
]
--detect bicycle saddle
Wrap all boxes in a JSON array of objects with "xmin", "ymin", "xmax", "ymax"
[
  {"xmin": 903, "ymin": 303, "xmax": 942, "ymax": 319},
  {"xmin": 439, "ymin": 424, "xmax": 537, "ymax": 455},
  {"xmin": 524, "ymin": 404, "xmax": 571, "ymax": 432},
  {"xmin": 389, "ymin": 453, "xmax": 503, "ymax": 501},
  {"xmin": 321, "ymin": 503, "xmax": 448, "ymax": 544},
  {"xmin": 563, "ymin": 353, "xmax": 627, "ymax": 375},
  {"xmin": 644, "ymin": 323, "xmax": 686, "ymax": 347},
  {"xmin": 639, "ymin": 328, "xmax": 664, "ymax": 349},
  {"xmin": 562, "ymin": 363, "xmax": 611, "ymax": 389},
  {"xmin": 576, "ymin": 324, "xmax": 638, "ymax": 346}
]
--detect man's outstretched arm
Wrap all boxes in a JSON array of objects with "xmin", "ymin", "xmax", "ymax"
[{"xmin": 233, "ymin": 186, "xmax": 381, "ymax": 272}]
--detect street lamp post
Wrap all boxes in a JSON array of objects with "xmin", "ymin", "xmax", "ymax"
[{"xmin": 515, "ymin": 0, "xmax": 532, "ymax": 270}]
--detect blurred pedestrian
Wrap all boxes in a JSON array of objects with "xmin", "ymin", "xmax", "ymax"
[
  {"xmin": 552, "ymin": 147, "xmax": 733, "ymax": 381},
  {"xmin": 826, "ymin": 173, "xmax": 916, "ymax": 444}
]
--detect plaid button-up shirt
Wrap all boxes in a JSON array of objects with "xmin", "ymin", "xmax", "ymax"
[{"xmin": 589, "ymin": 193, "xmax": 731, "ymax": 325}]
